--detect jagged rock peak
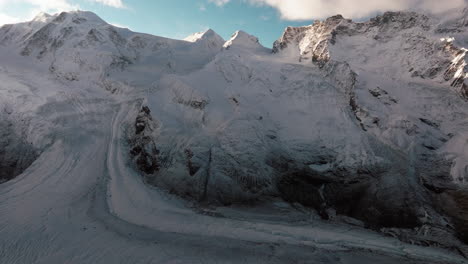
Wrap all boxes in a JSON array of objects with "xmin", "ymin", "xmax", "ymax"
[
  {"xmin": 272, "ymin": 11, "xmax": 431, "ymax": 57},
  {"xmin": 323, "ymin": 14, "xmax": 349, "ymax": 24},
  {"xmin": 368, "ymin": 11, "xmax": 430, "ymax": 29},
  {"xmin": 436, "ymin": 7, "xmax": 468, "ymax": 34},
  {"xmin": 272, "ymin": 14, "xmax": 353, "ymax": 55},
  {"xmin": 223, "ymin": 30, "xmax": 261, "ymax": 49},
  {"xmin": 272, "ymin": 10, "xmax": 468, "ymax": 100}
]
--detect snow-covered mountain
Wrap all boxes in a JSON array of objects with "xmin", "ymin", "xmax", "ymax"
[{"xmin": 1, "ymin": 9, "xmax": 468, "ymax": 263}]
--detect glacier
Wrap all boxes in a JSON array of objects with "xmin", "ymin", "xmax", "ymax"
[{"xmin": 0, "ymin": 9, "xmax": 468, "ymax": 263}]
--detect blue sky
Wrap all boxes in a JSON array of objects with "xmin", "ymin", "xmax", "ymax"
[
  {"xmin": 85, "ymin": 0, "xmax": 310, "ymax": 47},
  {"xmin": 0, "ymin": 0, "xmax": 465, "ymax": 47}
]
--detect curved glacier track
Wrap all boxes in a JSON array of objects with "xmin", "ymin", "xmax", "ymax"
[{"xmin": 0, "ymin": 83, "xmax": 465, "ymax": 264}]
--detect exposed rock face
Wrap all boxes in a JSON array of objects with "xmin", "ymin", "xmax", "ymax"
[
  {"xmin": 271, "ymin": 10, "xmax": 468, "ymax": 252},
  {"xmin": 129, "ymin": 106, "xmax": 160, "ymax": 175},
  {"xmin": 273, "ymin": 14, "xmax": 347, "ymax": 65},
  {"xmin": 0, "ymin": 118, "xmax": 38, "ymax": 183},
  {"xmin": 462, "ymin": 80, "xmax": 468, "ymax": 98},
  {"xmin": 273, "ymin": 11, "xmax": 468, "ymax": 98},
  {"xmin": 448, "ymin": 189, "xmax": 468, "ymax": 245}
]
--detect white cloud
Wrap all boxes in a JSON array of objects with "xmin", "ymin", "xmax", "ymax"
[
  {"xmin": 0, "ymin": 0, "xmax": 77, "ymax": 12},
  {"xmin": 90, "ymin": 0, "xmax": 125, "ymax": 8},
  {"xmin": 29, "ymin": 0, "xmax": 77, "ymax": 11},
  {"xmin": 208, "ymin": 0, "xmax": 230, "ymax": 6},
  {"xmin": 248, "ymin": 0, "xmax": 468, "ymax": 20},
  {"xmin": 0, "ymin": 12, "xmax": 20, "ymax": 25},
  {"xmin": 0, "ymin": 0, "xmax": 126, "ymax": 26},
  {"xmin": 0, "ymin": 0, "xmax": 78, "ymax": 26}
]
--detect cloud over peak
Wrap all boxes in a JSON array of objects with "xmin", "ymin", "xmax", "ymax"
[
  {"xmin": 216, "ymin": 0, "xmax": 467, "ymax": 20},
  {"xmin": 209, "ymin": 0, "xmax": 231, "ymax": 7},
  {"xmin": 91, "ymin": 0, "xmax": 125, "ymax": 9},
  {"xmin": 0, "ymin": 0, "xmax": 126, "ymax": 26}
]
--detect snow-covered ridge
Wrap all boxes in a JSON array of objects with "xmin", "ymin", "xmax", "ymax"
[
  {"xmin": 184, "ymin": 28, "xmax": 223, "ymax": 43},
  {"xmin": 32, "ymin": 12, "xmax": 52, "ymax": 23},
  {"xmin": 273, "ymin": 11, "xmax": 468, "ymax": 99},
  {"xmin": 223, "ymin": 30, "xmax": 264, "ymax": 50},
  {"xmin": 0, "ymin": 11, "xmax": 226, "ymax": 83}
]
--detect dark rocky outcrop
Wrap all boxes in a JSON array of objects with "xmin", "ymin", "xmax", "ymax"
[
  {"xmin": 128, "ymin": 106, "xmax": 160, "ymax": 175},
  {"xmin": 0, "ymin": 119, "xmax": 38, "ymax": 183},
  {"xmin": 275, "ymin": 162, "xmax": 425, "ymax": 229}
]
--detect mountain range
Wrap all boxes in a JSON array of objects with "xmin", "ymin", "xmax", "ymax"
[{"xmin": 0, "ymin": 9, "xmax": 468, "ymax": 263}]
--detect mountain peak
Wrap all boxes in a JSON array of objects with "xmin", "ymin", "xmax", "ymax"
[
  {"xmin": 48, "ymin": 10, "xmax": 107, "ymax": 25},
  {"xmin": 32, "ymin": 12, "xmax": 52, "ymax": 23},
  {"xmin": 184, "ymin": 28, "xmax": 223, "ymax": 43},
  {"xmin": 325, "ymin": 14, "xmax": 346, "ymax": 23},
  {"xmin": 223, "ymin": 30, "xmax": 261, "ymax": 49}
]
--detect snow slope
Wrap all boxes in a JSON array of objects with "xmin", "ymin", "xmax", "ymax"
[{"xmin": 0, "ymin": 9, "xmax": 468, "ymax": 263}]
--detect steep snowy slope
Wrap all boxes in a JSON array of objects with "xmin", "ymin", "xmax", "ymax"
[
  {"xmin": 273, "ymin": 12, "xmax": 468, "ymax": 97},
  {"xmin": 0, "ymin": 70, "xmax": 39, "ymax": 182},
  {"xmin": 123, "ymin": 8, "xmax": 468, "ymax": 252},
  {"xmin": 1, "ymin": 10, "xmax": 468, "ymax": 263},
  {"xmin": 271, "ymin": 8, "xmax": 468, "ymax": 249},
  {"xmin": 0, "ymin": 11, "xmax": 225, "ymax": 85},
  {"xmin": 272, "ymin": 10, "xmax": 468, "ymax": 184}
]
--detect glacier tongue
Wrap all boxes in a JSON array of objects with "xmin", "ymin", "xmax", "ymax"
[{"xmin": 0, "ymin": 9, "xmax": 468, "ymax": 263}]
